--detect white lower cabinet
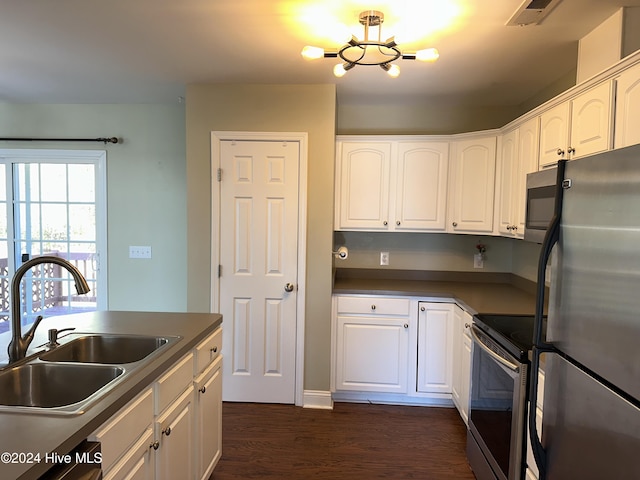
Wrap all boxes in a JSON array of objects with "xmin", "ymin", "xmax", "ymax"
[
  {"xmin": 332, "ymin": 295, "xmax": 469, "ymax": 407},
  {"xmin": 451, "ymin": 306, "xmax": 472, "ymax": 425},
  {"xmin": 417, "ymin": 302, "xmax": 454, "ymax": 394},
  {"xmin": 195, "ymin": 356, "xmax": 223, "ymax": 480},
  {"xmin": 155, "ymin": 386, "xmax": 195, "ymax": 480},
  {"xmin": 333, "ymin": 296, "xmax": 411, "ymax": 394},
  {"xmin": 91, "ymin": 327, "xmax": 223, "ymax": 480}
]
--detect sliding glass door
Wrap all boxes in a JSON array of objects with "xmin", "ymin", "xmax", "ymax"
[{"xmin": 0, "ymin": 149, "xmax": 107, "ymax": 333}]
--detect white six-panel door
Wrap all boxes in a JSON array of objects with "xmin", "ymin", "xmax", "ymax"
[{"xmin": 219, "ymin": 140, "xmax": 299, "ymax": 403}]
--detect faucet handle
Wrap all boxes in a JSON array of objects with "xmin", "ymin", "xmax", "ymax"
[{"xmin": 47, "ymin": 327, "xmax": 76, "ymax": 349}]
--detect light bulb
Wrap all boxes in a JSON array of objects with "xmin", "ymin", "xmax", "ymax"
[
  {"xmin": 416, "ymin": 48, "xmax": 440, "ymax": 62},
  {"xmin": 301, "ymin": 46, "xmax": 325, "ymax": 60},
  {"xmin": 333, "ymin": 63, "xmax": 347, "ymax": 77},
  {"xmin": 386, "ymin": 64, "xmax": 400, "ymax": 78}
]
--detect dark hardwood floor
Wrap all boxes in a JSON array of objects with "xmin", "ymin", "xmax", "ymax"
[{"xmin": 210, "ymin": 402, "xmax": 476, "ymax": 479}]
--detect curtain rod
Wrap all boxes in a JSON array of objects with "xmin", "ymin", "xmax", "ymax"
[{"xmin": 0, "ymin": 137, "xmax": 119, "ymax": 144}]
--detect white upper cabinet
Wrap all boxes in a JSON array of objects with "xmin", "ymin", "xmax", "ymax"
[
  {"xmin": 335, "ymin": 138, "xmax": 449, "ymax": 232},
  {"xmin": 497, "ymin": 118, "xmax": 539, "ymax": 237},
  {"xmin": 539, "ymin": 81, "xmax": 613, "ymax": 169},
  {"xmin": 335, "ymin": 141, "xmax": 391, "ymax": 230},
  {"xmin": 394, "ymin": 142, "xmax": 449, "ymax": 231},
  {"xmin": 448, "ymin": 134, "xmax": 497, "ymax": 234},
  {"xmin": 615, "ymin": 61, "xmax": 640, "ymax": 148}
]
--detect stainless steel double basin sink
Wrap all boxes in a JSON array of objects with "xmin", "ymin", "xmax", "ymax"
[{"xmin": 0, "ymin": 333, "xmax": 179, "ymax": 415}]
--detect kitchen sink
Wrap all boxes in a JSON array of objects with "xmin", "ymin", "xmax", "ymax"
[
  {"xmin": 0, "ymin": 363, "xmax": 124, "ymax": 413},
  {"xmin": 39, "ymin": 334, "xmax": 172, "ymax": 364}
]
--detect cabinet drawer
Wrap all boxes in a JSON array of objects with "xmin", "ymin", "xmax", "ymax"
[
  {"xmin": 155, "ymin": 352, "xmax": 194, "ymax": 414},
  {"xmin": 90, "ymin": 387, "xmax": 153, "ymax": 473},
  {"xmin": 195, "ymin": 327, "xmax": 222, "ymax": 375},
  {"xmin": 337, "ymin": 296, "xmax": 410, "ymax": 316}
]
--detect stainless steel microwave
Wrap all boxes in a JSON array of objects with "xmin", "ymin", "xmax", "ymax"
[{"xmin": 524, "ymin": 167, "xmax": 557, "ymax": 243}]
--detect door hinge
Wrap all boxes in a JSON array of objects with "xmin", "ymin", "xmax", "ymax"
[
  {"xmin": 218, "ymin": 264, "xmax": 222, "ymax": 278},
  {"xmin": 217, "ymin": 168, "xmax": 222, "ymax": 182}
]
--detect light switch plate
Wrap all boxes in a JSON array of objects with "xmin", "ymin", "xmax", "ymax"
[
  {"xmin": 473, "ymin": 253, "xmax": 484, "ymax": 269},
  {"xmin": 380, "ymin": 251, "xmax": 389, "ymax": 266},
  {"xmin": 129, "ymin": 245, "xmax": 152, "ymax": 259}
]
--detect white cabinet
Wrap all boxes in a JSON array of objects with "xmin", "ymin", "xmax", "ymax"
[
  {"xmin": 496, "ymin": 118, "xmax": 539, "ymax": 237},
  {"xmin": 539, "ymin": 81, "xmax": 613, "ymax": 169},
  {"xmin": 195, "ymin": 356, "xmax": 222, "ymax": 480},
  {"xmin": 155, "ymin": 387, "xmax": 195, "ymax": 480},
  {"xmin": 447, "ymin": 135, "xmax": 497, "ymax": 234},
  {"xmin": 335, "ymin": 141, "xmax": 391, "ymax": 230},
  {"xmin": 91, "ymin": 327, "xmax": 223, "ymax": 480},
  {"xmin": 417, "ymin": 302, "xmax": 454, "ymax": 394},
  {"xmin": 451, "ymin": 306, "xmax": 472, "ymax": 425},
  {"xmin": 333, "ymin": 296, "xmax": 411, "ymax": 393},
  {"xmin": 394, "ymin": 142, "xmax": 449, "ymax": 231},
  {"xmin": 615, "ymin": 61, "xmax": 640, "ymax": 148},
  {"xmin": 335, "ymin": 138, "xmax": 449, "ymax": 232}
]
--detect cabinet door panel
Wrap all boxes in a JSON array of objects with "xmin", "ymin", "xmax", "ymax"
[
  {"xmin": 516, "ymin": 117, "xmax": 540, "ymax": 234},
  {"xmin": 335, "ymin": 316, "xmax": 409, "ymax": 393},
  {"xmin": 337, "ymin": 142, "xmax": 391, "ymax": 230},
  {"xmin": 570, "ymin": 81, "xmax": 613, "ymax": 158},
  {"xmin": 497, "ymin": 129, "xmax": 518, "ymax": 236},
  {"xmin": 155, "ymin": 387, "xmax": 194, "ymax": 480},
  {"xmin": 417, "ymin": 303, "xmax": 453, "ymax": 394},
  {"xmin": 449, "ymin": 136, "xmax": 497, "ymax": 233},
  {"xmin": 615, "ymin": 62, "xmax": 640, "ymax": 148},
  {"xmin": 195, "ymin": 358, "xmax": 223, "ymax": 480},
  {"xmin": 539, "ymin": 102, "xmax": 569, "ymax": 169},
  {"xmin": 395, "ymin": 142, "xmax": 448, "ymax": 231}
]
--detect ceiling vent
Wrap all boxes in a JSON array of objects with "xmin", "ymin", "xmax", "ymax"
[{"xmin": 506, "ymin": 0, "xmax": 563, "ymax": 26}]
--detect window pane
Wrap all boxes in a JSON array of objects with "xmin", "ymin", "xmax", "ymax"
[
  {"xmin": 40, "ymin": 164, "xmax": 67, "ymax": 202},
  {"xmin": 69, "ymin": 205, "xmax": 96, "ymax": 241},
  {"xmin": 68, "ymin": 164, "xmax": 95, "ymax": 202}
]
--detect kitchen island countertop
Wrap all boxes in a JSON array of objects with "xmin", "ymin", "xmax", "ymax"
[
  {"xmin": 333, "ymin": 269, "xmax": 541, "ymax": 315},
  {"xmin": 0, "ymin": 310, "xmax": 222, "ymax": 480}
]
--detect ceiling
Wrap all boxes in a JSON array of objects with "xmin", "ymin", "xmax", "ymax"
[{"xmin": 1, "ymin": 0, "xmax": 639, "ymax": 107}]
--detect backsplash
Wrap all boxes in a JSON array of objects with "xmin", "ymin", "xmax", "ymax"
[{"xmin": 333, "ymin": 232, "xmax": 541, "ymax": 282}]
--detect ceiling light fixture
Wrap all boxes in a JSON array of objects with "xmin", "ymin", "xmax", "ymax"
[{"xmin": 301, "ymin": 10, "xmax": 439, "ymax": 78}]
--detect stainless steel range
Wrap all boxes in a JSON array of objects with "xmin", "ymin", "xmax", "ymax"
[{"xmin": 466, "ymin": 313, "xmax": 536, "ymax": 480}]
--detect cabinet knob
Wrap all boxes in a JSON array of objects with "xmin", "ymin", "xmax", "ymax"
[
  {"xmin": 284, "ymin": 282, "xmax": 295, "ymax": 292},
  {"xmin": 199, "ymin": 385, "xmax": 207, "ymax": 394},
  {"xmin": 383, "ymin": 221, "xmax": 388, "ymax": 226},
  {"xmin": 371, "ymin": 305, "xmax": 376, "ymax": 311},
  {"xmin": 210, "ymin": 346, "xmax": 218, "ymax": 353},
  {"xmin": 162, "ymin": 426, "xmax": 172, "ymax": 436},
  {"xmin": 512, "ymin": 225, "xmax": 518, "ymax": 231},
  {"xmin": 404, "ymin": 323, "xmax": 409, "ymax": 329},
  {"xmin": 452, "ymin": 222, "xmax": 458, "ymax": 227},
  {"xmin": 420, "ymin": 306, "xmax": 425, "ymax": 311},
  {"xmin": 464, "ymin": 323, "xmax": 471, "ymax": 329},
  {"xmin": 557, "ymin": 148, "xmax": 565, "ymax": 156},
  {"xmin": 567, "ymin": 146, "xmax": 575, "ymax": 155},
  {"xmin": 396, "ymin": 221, "xmax": 401, "ymax": 226},
  {"xmin": 150, "ymin": 441, "xmax": 160, "ymax": 450},
  {"xmin": 507, "ymin": 225, "xmax": 512, "ymax": 231}
]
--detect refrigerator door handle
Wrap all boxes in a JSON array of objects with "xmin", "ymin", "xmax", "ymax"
[{"xmin": 528, "ymin": 159, "xmax": 568, "ymax": 480}]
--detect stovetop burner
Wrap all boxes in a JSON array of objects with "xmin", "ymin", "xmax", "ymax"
[{"xmin": 473, "ymin": 313, "xmax": 544, "ymax": 361}]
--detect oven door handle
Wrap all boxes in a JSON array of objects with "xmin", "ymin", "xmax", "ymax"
[{"xmin": 470, "ymin": 325, "xmax": 520, "ymax": 373}]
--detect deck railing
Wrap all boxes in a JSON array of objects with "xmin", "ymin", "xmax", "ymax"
[{"xmin": 0, "ymin": 252, "xmax": 97, "ymax": 333}]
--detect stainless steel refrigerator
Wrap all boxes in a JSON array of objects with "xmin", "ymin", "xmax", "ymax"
[{"xmin": 529, "ymin": 145, "xmax": 640, "ymax": 479}]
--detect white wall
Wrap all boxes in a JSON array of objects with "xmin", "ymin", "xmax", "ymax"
[{"xmin": 0, "ymin": 103, "xmax": 187, "ymax": 312}]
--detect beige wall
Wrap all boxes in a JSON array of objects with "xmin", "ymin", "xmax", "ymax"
[
  {"xmin": 185, "ymin": 84, "xmax": 336, "ymax": 391},
  {"xmin": 0, "ymin": 103, "xmax": 188, "ymax": 312}
]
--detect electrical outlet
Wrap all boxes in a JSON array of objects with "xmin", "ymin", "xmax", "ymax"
[
  {"xmin": 129, "ymin": 245, "xmax": 152, "ymax": 259},
  {"xmin": 380, "ymin": 251, "xmax": 390, "ymax": 266},
  {"xmin": 473, "ymin": 253, "xmax": 484, "ymax": 269}
]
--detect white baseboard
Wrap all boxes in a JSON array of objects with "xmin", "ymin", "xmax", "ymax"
[{"xmin": 302, "ymin": 390, "xmax": 334, "ymax": 409}]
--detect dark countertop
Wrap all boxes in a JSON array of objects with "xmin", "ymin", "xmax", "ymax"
[
  {"xmin": 0, "ymin": 311, "xmax": 222, "ymax": 480},
  {"xmin": 333, "ymin": 269, "xmax": 541, "ymax": 315}
]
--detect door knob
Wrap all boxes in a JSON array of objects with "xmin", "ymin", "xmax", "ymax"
[{"xmin": 284, "ymin": 283, "xmax": 295, "ymax": 292}]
